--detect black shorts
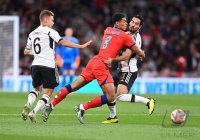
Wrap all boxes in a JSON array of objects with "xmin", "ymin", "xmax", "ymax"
[
  {"xmin": 117, "ymin": 71, "xmax": 138, "ymax": 91},
  {"xmin": 31, "ymin": 65, "xmax": 59, "ymax": 89}
]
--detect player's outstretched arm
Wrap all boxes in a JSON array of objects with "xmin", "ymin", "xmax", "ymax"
[{"xmin": 59, "ymin": 40, "xmax": 92, "ymax": 49}]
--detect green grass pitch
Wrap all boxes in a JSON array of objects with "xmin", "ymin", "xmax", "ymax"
[{"xmin": 0, "ymin": 92, "xmax": 200, "ymax": 140}]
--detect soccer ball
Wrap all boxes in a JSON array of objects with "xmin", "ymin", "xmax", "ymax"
[{"xmin": 171, "ymin": 109, "xmax": 186, "ymax": 124}]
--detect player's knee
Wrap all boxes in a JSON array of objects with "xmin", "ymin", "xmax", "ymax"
[
  {"xmin": 106, "ymin": 94, "xmax": 116, "ymax": 102},
  {"xmin": 70, "ymin": 84, "xmax": 78, "ymax": 91},
  {"xmin": 70, "ymin": 76, "xmax": 86, "ymax": 91}
]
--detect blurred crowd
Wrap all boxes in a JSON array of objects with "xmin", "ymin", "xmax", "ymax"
[{"xmin": 1, "ymin": 0, "xmax": 200, "ymax": 77}]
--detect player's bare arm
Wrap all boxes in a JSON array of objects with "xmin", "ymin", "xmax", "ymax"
[
  {"xmin": 104, "ymin": 48, "xmax": 132, "ymax": 64},
  {"xmin": 24, "ymin": 47, "xmax": 33, "ymax": 55},
  {"xmin": 113, "ymin": 48, "xmax": 132, "ymax": 62},
  {"xmin": 59, "ymin": 40, "xmax": 92, "ymax": 49}
]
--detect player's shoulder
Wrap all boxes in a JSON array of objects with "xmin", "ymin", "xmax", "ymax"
[
  {"xmin": 104, "ymin": 27, "xmax": 128, "ymax": 37},
  {"xmin": 29, "ymin": 26, "xmax": 54, "ymax": 35},
  {"xmin": 29, "ymin": 27, "xmax": 39, "ymax": 36},
  {"xmin": 39, "ymin": 25, "xmax": 59, "ymax": 35},
  {"xmin": 44, "ymin": 26, "xmax": 58, "ymax": 35},
  {"xmin": 104, "ymin": 27, "xmax": 112, "ymax": 33},
  {"xmin": 71, "ymin": 37, "xmax": 79, "ymax": 42},
  {"xmin": 122, "ymin": 31, "xmax": 132, "ymax": 39}
]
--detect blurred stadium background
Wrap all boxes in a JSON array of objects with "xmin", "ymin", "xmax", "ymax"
[
  {"xmin": 0, "ymin": 0, "xmax": 200, "ymax": 140},
  {"xmin": 0, "ymin": 0, "xmax": 200, "ymax": 93}
]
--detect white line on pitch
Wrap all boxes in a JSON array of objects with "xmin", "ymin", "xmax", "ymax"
[
  {"xmin": 0, "ymin": 113, "xmax": 198, "ymax": 116},
  {"xmin": 0, "ymin": 113, "xmax": 163, "ymax": 116}
]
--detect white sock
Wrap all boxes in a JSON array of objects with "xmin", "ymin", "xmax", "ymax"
[
  {"xmin": 33, "ymin": 94, "xmax": 50, "ymax": 114},
  {"xmin": 107, "ymin": 100, "xmax": 116, "ymax": 118},
  {"xmin": 117, "ymin": 94, "xmax": 132, "ymax": 102},
  {"xmin": 117, "ymin": 94, "xmax": 150, "ymax": 105},
  {"xmin": 134, "ymin": 95, "xmax": 150, "ymax": 104},
  {"xmin": 27, "ymin": 90, "xmax": 40, "ymax": 106},
  {"xmin": 80, "ymin": 104, "xmax": 85, "ymax": 110}
]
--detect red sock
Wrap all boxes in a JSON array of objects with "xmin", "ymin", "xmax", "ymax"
[
  {"xmin": 83, "ymin": 96, "xmax": 102, "ymax": 110},
  {"xmin": 51, "ymin": 88, "xmax": 69, "ymax": 107}
]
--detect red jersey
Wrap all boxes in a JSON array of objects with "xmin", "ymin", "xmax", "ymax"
[
  {"xmin": 97, "ymin": 27, "xmax": 135, "ymax": 60},
  {"xmin": 81, "ymin": 27, "xmax": 135, "ymax": 85}
]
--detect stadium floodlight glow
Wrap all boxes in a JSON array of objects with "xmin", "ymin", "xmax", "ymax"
[{"xmin": 0, "ymin": 16, "xmax": 19, "ymax": 91}]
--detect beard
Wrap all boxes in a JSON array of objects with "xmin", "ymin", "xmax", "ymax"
[{"xmin": 129, "ymin": 27, "xmax": 139, "ymax": 34}]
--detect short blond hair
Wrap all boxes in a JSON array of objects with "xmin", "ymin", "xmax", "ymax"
[{"xmin": 39, "ymin": 10, "xmax": 54, "ymax": 21}]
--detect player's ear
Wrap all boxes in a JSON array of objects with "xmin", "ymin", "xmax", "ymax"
[{"xmin": 115, "ymin": 21, "xmax": 120, "ymax": 28}]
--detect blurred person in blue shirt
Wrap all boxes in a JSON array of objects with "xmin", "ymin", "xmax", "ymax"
[{"xmin": 56, "ymin": 27, "xmax": 80, "ymax": 86}]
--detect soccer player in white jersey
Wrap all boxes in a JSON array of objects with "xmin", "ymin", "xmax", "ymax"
[
  {"xmin": 102, "ymin": 15, "xmax": 155, "ymax": 123},
  {"xmin": 21, "ymin": 10, "xmax": 92, "ymax": 123}
]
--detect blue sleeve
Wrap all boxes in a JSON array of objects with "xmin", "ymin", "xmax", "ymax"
[
  {"xmin": 73, "ymin": 38, "xmax": 79, "ymax": 44},
  {"xmin": 56, "ymin": 45, "xmax": 62, "ymax": 55},
  {"xmin": 76, "ymin": 39, "xmax": 79, "ymax": 44}
]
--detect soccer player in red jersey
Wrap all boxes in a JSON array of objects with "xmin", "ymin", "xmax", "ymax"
[{"xmin": 42, "ymin": 13, "xmax": 145, "ymax": 123}]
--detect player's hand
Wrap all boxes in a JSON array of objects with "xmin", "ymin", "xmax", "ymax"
[
  {"xmin": 104, "ymin": 57, "xmax": 112, "ymax": 64},
  {"xmin": 80, "ymin": 40, "xmax": 92, "ymax": 48},
  {"xmin": 140, "ymin": 50, "xmax": 145, "ymax": 61},
  {"xmin": 24, "ymin": 49, "xmax": 33, "ymax": 56}
]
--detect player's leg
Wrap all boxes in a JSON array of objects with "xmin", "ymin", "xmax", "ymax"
[
  {"xmin": 102, "ymin": 68, "xmax": 118, "ymax": 123},
  {"xmin": 28, "ymin": 66, "xmax": 58, "ymax": 123},
  {"xmin": 102, "ymin": 72, "xmax": 132, "ymax": 123},
  {"xmin": 43, "ymin": 59, "xmax": 95, "ymax": 122},
  {"xmin": 22, "ymin": 66, "xmax": 42, "ymax": 121},
  {"xmin": 42, "ymin": 75, "xmax": 88, "ymax": 122},
  {"xmin": 22, "ymin": 85, "xmax": 42, "ymax": 121},
  {"xmin": 29, "ymin": 88, "xmax": 53, "ymax": 123},
  {"xmin": 53, "ymin": 75, "xmax": 87, "ymax": 107},
  {"xmin": 102, "ymin": 84, "xmax": 130, "ymax": 124},
  {"xmin": 102, "ymin": 72, "xmax": 155, "ymax": 123},
  {"xmin": 81, "ymin": 83, "xmax": 115, "ymax": 110},
  {"xmin": 117, "ymin": 84, "xmax": 155, "ymax": 114},
  {"xmin": 75, "ymin": 82, "xmax": 116, "ymax": 124},
  {"xmin": 75, "ymin": 61, "xmax": 116, "ymax": 123},
  {"xmin": 116, "ymin": 72, "xmax": 155, "ymax": 114}
]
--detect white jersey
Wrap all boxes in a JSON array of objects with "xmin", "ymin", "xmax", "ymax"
[
  {"xmin": 120, "ymin": 32, "xmax": 142, "ymax": 72},
  {"xmin": 26, "ymin": 25, "xmax": 62, "ymax": 68}
]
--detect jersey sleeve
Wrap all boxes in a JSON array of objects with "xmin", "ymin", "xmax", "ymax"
[
  {"xmin": 49, "ymin": 29, "xmax": 62, "ymax": 43},
  {"xmin": 56, "ymin": 45, "xmax": 62, "ymax": 55},
  {"xmin": 76, "ymin": 39, "xmax": 79, "ymax": 44},
  {"xmin": 25, "ymin": 36, "xmax": 32, "ymax": 51},
  {"xmin": 124, "ymin": 34, "xmax": 135, "ymax": 48}
]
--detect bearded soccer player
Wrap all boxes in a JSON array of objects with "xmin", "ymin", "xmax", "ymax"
[
  {"xmin": 102, "ymin": 15, "xmax": 155, "ymax": 123},
  {"xmin": 42, "ymin": 13, "xmax": 145, "ymax": 124}
]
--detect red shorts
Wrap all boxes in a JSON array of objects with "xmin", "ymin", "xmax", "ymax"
[{"xmin": 81, "ymin": 56, "xmax": 114, "ymax": 86}]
